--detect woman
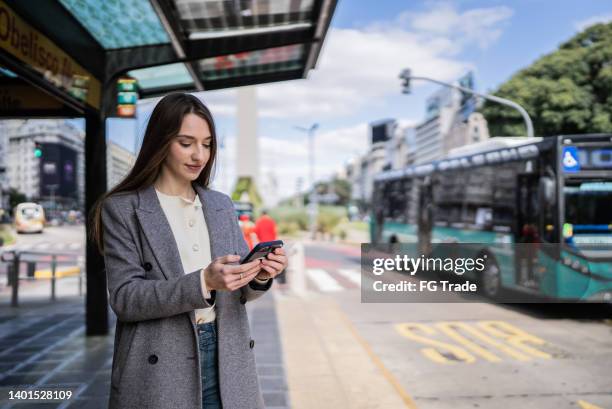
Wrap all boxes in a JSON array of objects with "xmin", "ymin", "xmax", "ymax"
[{"xmin": 89, "ymin": 92, "xmax": 288, "ymax": 409}]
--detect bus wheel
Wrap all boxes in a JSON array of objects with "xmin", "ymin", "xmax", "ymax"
[{"xmin": 480, "ymin": 257, "xmax": 501, "ymax": 299}]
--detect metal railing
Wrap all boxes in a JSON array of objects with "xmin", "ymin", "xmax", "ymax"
[{"xmin": 1, "ymin": 250, "xmax": 84, "ymax": 307}]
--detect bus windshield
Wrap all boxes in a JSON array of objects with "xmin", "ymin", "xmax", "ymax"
[
  {"xmin": 564, "ymin": 181, "xmax": 612, "ymax": 232},
  {"xmin": 20, "ymin": 206, "xmax": 43, "ymax": 220}
]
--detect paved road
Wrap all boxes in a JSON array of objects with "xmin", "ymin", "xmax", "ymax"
[
  {"xmin": 0, "ymin": 225, "xmax": 85, "ymax": 301},
  {"xmin": 2, "ymin": 225, "xmax": 85, "ymax": 254},
  {"xmin": 300, "ymin": 240, "xmax": 612, "ymax": 409}
]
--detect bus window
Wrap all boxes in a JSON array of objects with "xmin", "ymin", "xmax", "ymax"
[{"xmin": 563, "ymin": 181, "xmax": 612, "ymax": 242}]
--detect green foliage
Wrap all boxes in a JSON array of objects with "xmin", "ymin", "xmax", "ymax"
[
  {"xmin": 278, "ymin": 221, "xmax": 300, "ymax": 236},
  {"xmin": 481, "ymin": 23, "xmax": 612, "ymax": 136},
  {"xmin": 331, "ymin": 178, "xmax": 352, "ymax": 206},
  {"xmin": 268, "ymin": 205, "xmax": 349, "ymax": 236},
  {"xmin": 231, "ymin": 176, "xmax": 262, "ymax": 209},
  {"xmin": 269, "ymin": 206, "xmax": 309, "ymax": 231},
  {"xmin": 317, "ymin": 206, "xmax": 347, "ymax": 234},
  {"xmin": 8, "ymin": 188, "xmax": 27, "ymax": 215},
  {"xmin": 0, "ymin": 225, "xmax": 15, "ymax": 246},
  {"xmin": 305, "ymin": 178, "xmax": 352, "ymax": 206}
]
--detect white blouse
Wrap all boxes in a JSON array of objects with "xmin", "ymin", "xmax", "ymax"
[{"xmin": 155, "ymin": 188, "xmax": 216, "ymax": 324}]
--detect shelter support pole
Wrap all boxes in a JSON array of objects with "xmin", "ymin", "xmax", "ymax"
[{"xmin": 85, "ymin": 83, "xmax": 115, "ymax": 336}]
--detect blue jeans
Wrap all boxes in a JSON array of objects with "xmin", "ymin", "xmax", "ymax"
[{"xmin": 198, "ymin": 321, "xmax": 222, "ymax": 409}]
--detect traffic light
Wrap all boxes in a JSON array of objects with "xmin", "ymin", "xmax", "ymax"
[
  {"xmin": 399, "ymin": 68, "xmax": 412, "ymax": 94},
  {"xmin": 34, "ymin": 142, "xmax": 42, "ymax": 158}
]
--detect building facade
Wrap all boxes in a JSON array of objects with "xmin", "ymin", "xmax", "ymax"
[
  {"xmin": 445, "ymin": 112, "xmax": 491, "ymax": 154},
  {"xmin": 106, "ymin": 141, "xmax": 136, "ymax": 190},
  {"xmin": 5, "ymin": 119, "xmax": 84, "ymax": 210},
  {"xmin": 413, "ymin": 87, "xmax": 461, "ymax": 165}
]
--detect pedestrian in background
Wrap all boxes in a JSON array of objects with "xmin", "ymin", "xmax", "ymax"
[
  {"xmin": 239, "ymin": 213, "xmax": 256, "ymax": 250},
  {"xmin": 255, "ymin": 210, "xmax": 284, "ymax": 283},
  {"xmin": 254, "ymin": 209, "xmax": 277, "ymax": 243}
]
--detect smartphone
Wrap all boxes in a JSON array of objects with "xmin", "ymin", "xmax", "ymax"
[{"xmin": 240, "ymin": 240, "xmax": 284, "ymax": 264}]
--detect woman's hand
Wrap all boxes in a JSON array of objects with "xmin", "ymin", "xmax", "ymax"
[
  {"xmin": 255, "ymin": 247, "xmax": 288, "ymax": 281},
  {"xmin": 204, "ymin": 255, "xmax": 262, "ymax": 291}
]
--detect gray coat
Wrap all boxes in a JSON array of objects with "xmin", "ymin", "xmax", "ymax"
[{"xmin": 102, "ymin": 183, "xmax": 273, "ymax": 409}]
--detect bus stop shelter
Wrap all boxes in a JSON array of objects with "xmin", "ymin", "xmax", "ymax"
[{"xmin": 0, "ymin": 0, "xmax": 336, "ymax": 335}]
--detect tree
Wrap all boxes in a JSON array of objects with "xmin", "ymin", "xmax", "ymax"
[
  {"xmin": 331, "ymin": 178, "xmax": 351, "ymax": 206},
  {"xmin": 481, "ymin": 23, "xmax": 612, "ymax": 137},
  {"xmin": 8, "ymin": 188, "xmax": 27, "ymax": 216}
]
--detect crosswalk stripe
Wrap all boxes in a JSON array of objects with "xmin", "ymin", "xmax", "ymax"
[
  {"xmin": 35, "ymin": 243, "xmax": 49, "ymax": 250},
  {"xmin": 69, "ymin": 243, "xmax": 80, "ymax": 250},
  {"xmin": 337, "ymin": 269, "xmax": 361, "ymax": 286},
  {"xmin": 306, "ymin": 268, "xmax": 343, "ymax": 292}
]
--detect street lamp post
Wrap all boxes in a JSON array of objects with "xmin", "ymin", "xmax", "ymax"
[
  {"xmin": 47, "ymin": 184, "xmax": 58, "ymax": 221},
  {"xmin": 399, "ymin": 69, "xmax": 535, "ymax": 138},
  {"xmin": 294, "ymin": 123, "xmax": 319, "ymax": 239}
]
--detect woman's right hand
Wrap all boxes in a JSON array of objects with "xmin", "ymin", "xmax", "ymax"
[{"xmin": 203, "ymin": 254, "xmax": 262, "ymax": 291}]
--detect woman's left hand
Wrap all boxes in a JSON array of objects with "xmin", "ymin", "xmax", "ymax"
[{"xmin": 255, "ymin": 247, "xmax": 287, "ymax": 281}]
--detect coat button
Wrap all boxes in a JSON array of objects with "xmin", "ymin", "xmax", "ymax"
[
  {"xmin": 143, "ymin": 262, "xmax": 152, "ymax": 271},
  {"xmin": 239, "ymin": 295, "xmax": 247, "ymax": 304},
  {"xmin": 249, "ymin": 339, "xmax": 255, "ymax": 349},
  {"xmin": 148, "ymin": 354, "xmax": 158, "ymax": 364}
]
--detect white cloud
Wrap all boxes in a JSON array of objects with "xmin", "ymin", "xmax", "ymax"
[
  {"xmin": 397, "ymin": 3, "xmax": 514, "ymax": 50},
  {"xmin": 256, "ymin": 26, "xmax": 469, "ymax": 120},
  {"xmin": 201, "ymin": 2, "xmax": 513, "ymax": 121},
  {"xmin": 574, "ymin": 13, "xmax": 612, "ymax": 31}
]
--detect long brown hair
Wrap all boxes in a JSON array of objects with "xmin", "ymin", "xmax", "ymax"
[{"xmin": 89, "ymin": 92, "xmax": 218, "ymax": 254}]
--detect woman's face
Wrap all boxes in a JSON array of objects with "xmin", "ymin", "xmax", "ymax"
[{"xmin": 163, "ymin": 113, "xmax": 212, "ymax": 183}]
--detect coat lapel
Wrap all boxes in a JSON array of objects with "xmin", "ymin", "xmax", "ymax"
[{"xmin": 134, "ymin": 183, "xmax": 230, "ymax": 281}]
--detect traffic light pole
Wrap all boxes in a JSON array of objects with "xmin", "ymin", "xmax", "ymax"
[{"xmin": 399, "ymin": 71, "xmax": 535, "ymax": 138}]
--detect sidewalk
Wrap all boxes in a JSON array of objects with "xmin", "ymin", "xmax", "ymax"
[
  {"xmin": 0, "ymin": 277, "xmax": 291, "ymax": 408},
  {"xmin": 275, "ymin": 291, "xmax": 413, "ymax": 409},
  {"xmin": 0, "ymin": 296, "xmax": 112, "ymax": 409}
]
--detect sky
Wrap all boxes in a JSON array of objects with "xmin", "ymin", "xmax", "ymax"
[{"xmin": 99, "ymin": 0, "xmax": 612, "ymax": 203}]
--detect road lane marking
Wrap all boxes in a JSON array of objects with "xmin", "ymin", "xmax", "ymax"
[
  {"xmin": 35, "ymin": 266, "xmax": 81, "ymax": 279},
  {"xmin": 477, "ymin": 321, "xmax": 551, "ymax": 359},
  {"xmin": 395, "ymin": 323, "xmax": 476, "ymax": 364},
  {"xmin": 436, "ymin": 321, "xmax": 532, "ymax": 362},
  {"xmin": 577, "ymin": 400, "xmax": 604, "ymax": 409},
  {"xmin": 306, "ymin": 268, "xmax": 343, "ymax": 292},
  {"xmin": 337, "ymin": 268, "xmax": 361, "ymax": 286},
  {"xmin": 396, "ymin": 320, "xmax": 552, "ymax": 364}
]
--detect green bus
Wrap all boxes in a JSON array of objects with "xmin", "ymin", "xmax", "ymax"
[{"xmin": 370, "ymin": 134, "xmax": 612, "ymax": 301}]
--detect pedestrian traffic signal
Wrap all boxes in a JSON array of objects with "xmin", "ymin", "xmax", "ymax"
[{"xmin": 34, "ymin": 142, "xmax": 42, "ymax": 158}]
